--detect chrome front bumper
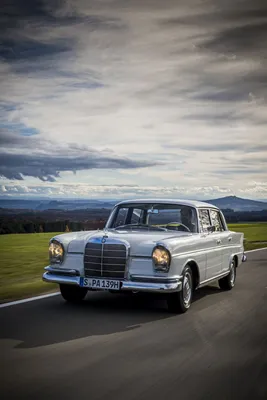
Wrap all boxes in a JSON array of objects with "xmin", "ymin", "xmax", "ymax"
[{"xmin": 42, "ymin": 267, "xmax": 182, "ymax": 293}]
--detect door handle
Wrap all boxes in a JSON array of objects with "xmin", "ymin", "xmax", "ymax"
[
  {"xmin": 228, "ymin": 237, "xmax": 232, "ymax": 242},
  {"xmin": 217, "ymin": 239, "xmax": 221, "ymax": 244}
]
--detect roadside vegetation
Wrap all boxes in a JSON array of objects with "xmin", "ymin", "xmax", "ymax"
[
  {"xmin": 229, "ymin": 222, "xmax": 267, "ymax": 250},
  {"xmin": 0, "ymin": 233, "xmax": 60, "ymax": 303},
  {"xmin": 0, "ymin": 223, "xmax": 266, "ymax": 303}
]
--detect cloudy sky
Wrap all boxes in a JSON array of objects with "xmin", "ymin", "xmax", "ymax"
[{"xmin": 0, "ymin": 0, "xmax": 267, "ymax": 199}]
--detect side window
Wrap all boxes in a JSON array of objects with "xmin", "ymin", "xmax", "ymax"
[
  {"xmin": 114, "ymin": 207, "xmax": 127, "ymax": 227},
  {"xmin": 199, "ymin": 209, "xmax": 211, "ymax": 232},
  {"xmin": 130, "ymin": 208, "xmax": 144, "ymax": 224},
  {"xmin": 210, "ymin": 210, "xmax": 225, "ymax": 232}
]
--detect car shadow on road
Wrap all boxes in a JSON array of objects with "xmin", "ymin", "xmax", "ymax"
[
  {"xmin": 1, "ymin": 285, "xmax": 225, "ymax": 349},
  {"xmin": 1, "ymin": 292, "xmax": 170, "ymax": 348},
  {"xmin": 192, "ymin": 284, "xmax": 223, "ymax": 303}
]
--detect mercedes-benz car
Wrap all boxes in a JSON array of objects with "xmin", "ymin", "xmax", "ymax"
[{"xmin": 43, "ymin": 199, "xmax": 246, "ymax": 313}]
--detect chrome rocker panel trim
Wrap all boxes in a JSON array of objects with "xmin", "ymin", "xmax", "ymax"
[{"xmin": 42, "ymin": 271, "xmax": 182, "ymax": 293}]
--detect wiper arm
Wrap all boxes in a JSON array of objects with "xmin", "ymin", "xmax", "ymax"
[
  {"xmin": 114, "ymin": 224, "xmax": 149, "ymax": 230},
  {"xmin": 114, "ymin": 224, "xmax": 167, "ymax": 231}
]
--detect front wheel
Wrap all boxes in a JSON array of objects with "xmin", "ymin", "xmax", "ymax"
[
  {"xmin": 218, "ymin": 259, "xmax": 236, "ymax": 290},
  {"xmin": 60, "ymin": 284, "xmax": 88, "ymax": 303},
  {"xmin": 167, "ymin": 265, "xmax": 193, "ymax": 313}
]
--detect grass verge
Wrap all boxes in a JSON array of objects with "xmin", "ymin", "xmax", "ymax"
[
  {"xmin": 0, "ymin": 233, "xmax": 60, "ymax": 303},
  {"xmin": 228, "ymin": 222, "xmax": 267, "ymax": 250},
  {"xmin": 0, "ymin": 224, "xmax": 266, "ymax": 303}
]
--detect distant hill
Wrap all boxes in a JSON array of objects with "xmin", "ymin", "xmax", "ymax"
[
  {"xmin": 0, "ymin": 198, "xmax": 117, "ymax": 211},
  {"xmin": 205, "ymin": 196, "xmax": 267, "ymax": 211},
  {"xmin": 0, "ymin": 195, "xmax": 266, "ymax": 212}
]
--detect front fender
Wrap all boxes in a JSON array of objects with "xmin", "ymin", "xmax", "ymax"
[{"xmin": 180, "ymin": 258, "xmax": 201, "ymax": 288}]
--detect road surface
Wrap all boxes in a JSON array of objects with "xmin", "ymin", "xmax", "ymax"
[{"xmin": 1, "ymin": 249, "xmax": 267, "ymax": 400}]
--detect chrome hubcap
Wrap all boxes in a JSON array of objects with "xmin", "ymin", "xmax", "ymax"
[
  {"xmin": 230, "ymin": 262, "xmax": 235, "ymax": 286},
  {"xmin": 183, "ymin": 272, "xmax": 192, "ymax": 306}
]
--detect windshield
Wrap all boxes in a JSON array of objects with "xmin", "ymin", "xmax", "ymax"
[{"xmin": 107, "ymin": 203, "xmax": 198, "ymax": 233}]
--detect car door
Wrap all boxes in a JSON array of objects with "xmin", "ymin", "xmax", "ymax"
[
  {"xmin": 198, "ymin": 208, "xmax": 222, "ymax": 281},
  {"xmin": 209, "ymin": 209, "xmax": 229, "ymax": 276},
  {"xmin": 215, "ymin": 210, "xmax": 233, "ymax": 274}
]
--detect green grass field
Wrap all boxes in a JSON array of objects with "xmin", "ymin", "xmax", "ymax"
[
  {"xmin": 228, "ymin": 223, "xmax": 267, "ymax": 250},
  {"xmin": 0, "ymin": 223, "xmax": 266, "ymax": 303},
  {"xmin": 0, "ymin": 233, "xmax": 60, "ymax": 303}
]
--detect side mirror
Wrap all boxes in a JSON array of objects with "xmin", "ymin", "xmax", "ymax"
[{"xmin": 207, "ymin": 225, "xmax": 216, "ymax": 233}]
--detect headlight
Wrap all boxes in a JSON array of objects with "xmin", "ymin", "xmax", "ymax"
[
  {"xmin": 49, "ymin": 240, "xmax": 64, "ymax": 264},
  {"xmin": 152, "ymin": 246, "xmax": 171, "ymax": 272}
]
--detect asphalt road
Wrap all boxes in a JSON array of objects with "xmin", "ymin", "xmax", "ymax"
[{"xmin": 1, "ymin": 249, "xmax": 267, "ymax": 400}]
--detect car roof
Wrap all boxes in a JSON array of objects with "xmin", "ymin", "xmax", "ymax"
[{"xmin": 114, "ymin": 198, "xmax": 219, "ymax": 209}]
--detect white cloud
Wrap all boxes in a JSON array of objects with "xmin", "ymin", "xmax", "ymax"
[{"xmin": 1, "ymin": 182, "xmax": 267, "ymax": 200}]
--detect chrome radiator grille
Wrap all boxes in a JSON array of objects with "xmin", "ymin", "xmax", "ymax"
[{"xmin": 84, "ymin": 242, "xmax": 127, "ymax": 279}]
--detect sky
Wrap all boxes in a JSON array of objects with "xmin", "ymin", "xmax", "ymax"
[{"xmin": 0, "ymin": 0, "xmax": 267, "ymax": 200}]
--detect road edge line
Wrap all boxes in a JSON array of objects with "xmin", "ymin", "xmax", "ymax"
[
  {"xmin": 0, "ymin": 292, "xmax": 60, "ymax": 309},
  {"xmin": 245, "ymin": 247, "xmax": 267, "ymax": 253}
]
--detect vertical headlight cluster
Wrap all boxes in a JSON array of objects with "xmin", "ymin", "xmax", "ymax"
[
  {"xmin": 49, "ymin": 239, "xmax": 64, "ymax": 264},
  {"xmin": 152, "ymin": 245, "xmax": 171, "ymax": 272}
]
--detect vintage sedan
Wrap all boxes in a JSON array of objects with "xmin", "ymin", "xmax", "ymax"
[{"xmin": 43, "ymin": 199, "xmax": 247, "ymax": 313}]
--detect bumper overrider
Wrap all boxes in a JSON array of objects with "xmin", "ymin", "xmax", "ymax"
[{"xmin": 42, "ymin": 266, "xmax": 183, "ymax": 293}]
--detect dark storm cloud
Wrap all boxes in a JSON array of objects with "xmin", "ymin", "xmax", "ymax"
[
  {"xmin": 0, "ymin": 130, "xmax": 161, "ymax": 181},
  {"xmin": 1, "ymin": 38, "xmax": 73, "ymax": 63},
  {"xmin": 159, "ymin": 0, "xmax": 267, "ymax": 106},
  {"xmin": 0, "ymin": 0, "xmax": 126, "ymax": 70},
  {"xmin": 162, "ymin": 142, "xmax": 267, "ymax": 153},
  {"xmin": 181, "ymin": 112, "xmax": 241, "ymax": 124},
  {"xmin": 0, "ymin": 153, "xmax": 158, "ymax": 181},
  {"xmin": 161, "ymin": 2, "xmax": 267, "ymax": 27},
  {"xmin": 0, "ymin": 0, "xmax": 126, "ymax": 33},
  {"xmin": 203, "ymin": 21, "xmax": 267, "ymax": 56},
  {"xmin": 215, "ymin": 168, "xmax": 266, "ymax": 175},
  {"xmin": 180, "ymin": 143, "xmax": 240, "ymax": 152}
]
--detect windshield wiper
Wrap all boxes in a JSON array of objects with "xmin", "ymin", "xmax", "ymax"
[{"xmin": 114, "ymin": 224, "xmax": 167, "ymax": 231}]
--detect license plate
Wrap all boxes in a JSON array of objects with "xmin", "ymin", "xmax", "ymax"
[{"xmin": 80, "ymin": 277, "xmax": 121, "ymax": 290}]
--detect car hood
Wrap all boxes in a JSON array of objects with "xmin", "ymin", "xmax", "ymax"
[{"xmin": 53, "ymin": 229, "xmax": 193, "ymax": 257}]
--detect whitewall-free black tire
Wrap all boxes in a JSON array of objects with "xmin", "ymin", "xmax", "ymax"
[
  {"xmin": 60, "ymin": 284, "xmax": 88, "ymax": 303},
  {"xmin": 219, "ymin": 259, "xmax": 236, "ymax": 290},
  {"xmin": 167, "ymin": 265, "xmax": 193, "ymax": 313}
]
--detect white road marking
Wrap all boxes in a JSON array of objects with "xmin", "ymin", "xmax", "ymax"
[
  {"xmin": 245, "ymin": 247, "xmax": 267, "ymax": 253},
  {"xmin": 0, "ymin": 248, "xmax": 266, "ymax": 309},
  {"xmin": 0, "ymin": 292, "xmax": 60, "ymax": 309}
]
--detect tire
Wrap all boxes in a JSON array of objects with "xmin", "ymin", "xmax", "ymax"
[
  {"xmin": 219, "ymin": 259, "xmax": 236, "ymax": 290},
  {"xmin": 167, "ymin": 265, "xmax": 193, "ymax": 314},
  {"xmin": 60, "ymin": 284, "xmax": 88, "ymax": 303}
]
